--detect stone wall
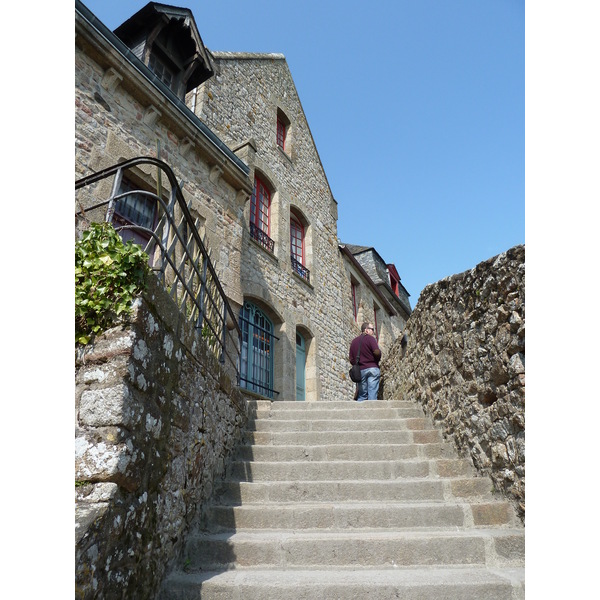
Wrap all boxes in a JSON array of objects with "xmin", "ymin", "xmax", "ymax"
[
  {"xmin": 381, "ymin": 245, "xmax": 525, "ymax": 520},
  {"xmin": 75, "ymin": 276, "xmax": 248, "ymax": 599}
]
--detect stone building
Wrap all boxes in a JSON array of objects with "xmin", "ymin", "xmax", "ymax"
[
  {"xmin": 340, "ymin": 244, "xmax": 411, "ymax": 352},
  {"xmin": 75, "ymin": 0, "xmax": 410, "ymax": 402}
]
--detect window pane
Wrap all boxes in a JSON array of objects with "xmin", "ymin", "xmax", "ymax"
[{"xmin": 115, "ymin": 180, "xmax": 156, "ymax": 230}]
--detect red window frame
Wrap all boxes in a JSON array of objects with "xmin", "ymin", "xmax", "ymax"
[
  {"xmin": 290, "ymin": 214, "xmax": 304, "ymax": 264},
  {"xmin": 351, "ymin": 282, "xmax": 358, "ymax": 322},
  {"xmin": 388, "ymin": 264, "xmax": 401, "ymax": 296},
  {"xmin": 250, "ymin": 175, "xmax": 271, "ymax": 235},
  {"xmin": 277, "ymin": 116, "xmax": 286, "ymax": 150}
]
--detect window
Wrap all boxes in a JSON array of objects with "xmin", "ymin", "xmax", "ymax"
[
  {"xmin": 239, "ymin": 302, "xmax": 275, "ymax": 398},
  {"xmin": 290, "ymin": 213, "xmax": 309, "ymax": 281},
  {"xmin": 250, "ymin": 175, "xmax": 274, "ymax": 252},
  {"xmin": 388, "ymin": 264, "xmax": 401, "ymax": 297},
  {"xmin": 148, "ymin": 52, "xmax": 175, "ymax": 90},
  {"xmin": 373, "ymin": 305, "xmax": 380, "ymax": 340},
  {"xmin": 276, "ymin": 109, "xmax": 290, "ymax": 152},
  {"xmin": 277, "ymin": 116, "xmax": 286, "ymax": 150},
  {"xmin": 113, "ymin": 177, "xmax": 158, "ymax": 249},
  {"xmin": 351, "ymin": 282, "xmax": 358, "ymax": 322}
]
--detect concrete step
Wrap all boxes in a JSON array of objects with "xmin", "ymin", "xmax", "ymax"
[
  {"xmin": 160, "ymin": 567, "xmax": 524, "ymax": 600},
  {"xmin": 229, "ymin": 458, "xmax": 476, "ymax": 481},
  {"xmin": 243, "ymin": 428, "xmax": 444, "ymax": 445},
  {"xmin": 236, "ymin": 442, "xmax": 457, "ymax": 461},
  {"xmin": 183, "ymin": 528, "xmax": 524, "ymax": 570},
  {"xmin": 247, "ymin": 417, "xmax": 433, "ymax": 432},
  {"xmin": 202, "ymin": 500, "xmax": 518, "ymax": 531},
  {"xmin": 215, "ymin": 477, "xmax": 495, "ymax": 505}
]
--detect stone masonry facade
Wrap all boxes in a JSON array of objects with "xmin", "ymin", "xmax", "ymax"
[
  {"xmin": 193, "ymin": 53, "xmax": 359, "ymax": 401},
  {"xmin": 381, "ymin": 245, "xmax": 525, "ymax": 520},
  {"xmin": 75, "ymin": 276, "xmax": 249, "ymax": 600}
]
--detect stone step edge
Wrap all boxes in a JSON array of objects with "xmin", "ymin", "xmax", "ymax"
[
  {"xmin": 204, "ymin": 501, "xmax": 518, "ymax": 529},
  {"xmin": 228, "ymin": 458, "xmax": 474, "ymax": 471},
  {"xmin": 215, "ymin": 478, "xmax": 496, "ymax": 501},
  {"xmin": 187, "ymin": 527, "xmax": 525, "ymax": 541},
  {"xmin": 161, "ymin": 566, "xmax": 525, "ymax": 586},
  {"xmin": 246, "ymin": 400, "xmax": 416, "ymax": 407},
  {"xmin": 236, "ymin": 442, "xmax": 453, "ymax": 451},
  {"xmin": 183, "ymin": 529, "xmax": 524, "ymax": 570}
]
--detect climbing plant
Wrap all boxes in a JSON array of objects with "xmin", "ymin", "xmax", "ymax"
[{"xmin": 75, "ymin": 222, "xmax": 149, "ymax": 345}]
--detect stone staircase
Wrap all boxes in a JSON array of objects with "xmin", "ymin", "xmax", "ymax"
[{"xmin": 159, "ymin": 400, "xmax": 524, "ymax": 599}]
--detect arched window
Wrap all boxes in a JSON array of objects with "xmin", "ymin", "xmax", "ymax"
[
  {"xmin": 276, "ymin": 108, "xmax": 290, "ymax": 152},
  {"xmin": 250, "ymin": 175, "xmax": 274, "ymax": 252},
  {"xmin": 239, "ymin": 302, "xmax": 275, "ymax": 398},
  {"xmin": 290, "ymin": 211, "xmax": 309, "ymax": 282}
]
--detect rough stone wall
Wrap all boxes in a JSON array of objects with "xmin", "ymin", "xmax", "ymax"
[
  {"xmin": 75, "ymin": 276, "xmax": 248, "ymax": 599},
  {"xmin": 382, "ymin": 245, "xmax": 525, "ymax": 520},
  {"xmin": 194, "ymin": 54, "xmax": 351, "ymax": 401}
]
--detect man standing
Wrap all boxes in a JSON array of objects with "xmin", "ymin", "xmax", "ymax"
[{"xmin": 349, "ymin": 322, "xmax": 382, "ymax": 401}]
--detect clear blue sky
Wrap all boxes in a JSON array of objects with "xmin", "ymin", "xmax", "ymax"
[{"xmin": 79, "ymin": 0, "xmax": 525, "ymax": 309}]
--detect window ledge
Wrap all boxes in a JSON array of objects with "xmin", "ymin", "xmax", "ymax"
[
  {"xmin": 249, "ymin": 236, "xmax": 279, "ymax": 263},
  {"xmin": 292, "ymin": 270, "xmax": 314, "ymax": 290},
  {"xmin": 278, "ymin": 145, "xmax": 293, "ymax": 165}
]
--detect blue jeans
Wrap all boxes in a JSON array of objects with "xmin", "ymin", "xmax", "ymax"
[{"xmin": 357, "ymin": 367, "xmax": 380, "ymax": 401}]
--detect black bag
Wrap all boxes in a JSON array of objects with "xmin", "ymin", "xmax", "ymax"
[
  {"xmin": 349, "ymin": 336, "xmax": 364, "ymax": 383},
  {"xmin": 349, "ymin": 363, "xmax": 361, "ymax": 383}
]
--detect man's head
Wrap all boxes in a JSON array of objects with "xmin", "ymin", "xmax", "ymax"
[{"xmin": 361, "ymin": 322, "xmax": 375, "ymax": 335}]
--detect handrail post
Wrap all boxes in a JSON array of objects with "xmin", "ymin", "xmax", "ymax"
[{"xmin": 105, "ymin": 168, "xmax": 123, "ymax": 224}]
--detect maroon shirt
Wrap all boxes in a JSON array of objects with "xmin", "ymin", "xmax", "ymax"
[{"xmin": 349, "ymin": 334, "xmax": 381, "ymax": 370}]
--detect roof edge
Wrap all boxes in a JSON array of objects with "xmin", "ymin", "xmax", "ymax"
[{"xmin": 210, "ymin": 51, "xmax": 286, "ymax": 60}]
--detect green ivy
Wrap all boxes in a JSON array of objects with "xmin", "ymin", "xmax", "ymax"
[{"xmin": 75, "ymin": 222, "xmax": 149, "ymax": 345}]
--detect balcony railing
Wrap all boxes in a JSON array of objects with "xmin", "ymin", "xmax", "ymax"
[
  {"xmin": 75, "ymin": 156, "xmax": 241, "ymax": 381},
  {"xmin": 249, "ymin": 222, "xmax": 275, "ymax": 253},
  {"xmin": 291, "ymin": 256, "xmax": 310, "ymax": 283}
]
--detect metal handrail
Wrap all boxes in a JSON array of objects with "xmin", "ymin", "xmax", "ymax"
[{"xmin": 75, "ymin": 157, "xmax": 241, "ymax": 381}]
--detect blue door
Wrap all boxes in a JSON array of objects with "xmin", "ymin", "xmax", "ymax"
[{"xmin": 296, "ymin": 332, "xmax": 306, "ymax": 401}]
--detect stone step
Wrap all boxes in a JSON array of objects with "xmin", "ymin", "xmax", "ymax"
[
  {"xmin": 247, "ymin": 417, "xmax": 432, "ymax": 432},
  {"xmin": 160, "ymin": 567, "xmax": 525, "ymax": 600},
  {"xmin": 183, "ymin": 528, "xmax": 524, "ymax": 571},
  {"xmin": 250, "ymin": 406, "xmax": 425, "ymax": 421},
  {"xmin": 236, "ymin": 442, "xmax": 457, "ymax": 462},
  {"xmin": 202, "ymin": 500, "xmax": 517, "ymax": 532},
  {"xmin": 229, "ymin": 458, "xmax": 475, "ymax": 481},
  {"xmin": 248, "ymin": 400, "xmax": 417, "ymax": 411},
  {"xmin": 159, "ymin": 396, "xmax": 524, "ymax": 600},
  {"xmin": 215, "ymin": 477, "xmax": 495, "ymax": 505},
  {"xmin": 243, "ymin": 428, "xmax": 443, "ymax": 445}
]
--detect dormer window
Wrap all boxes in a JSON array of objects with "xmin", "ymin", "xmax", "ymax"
[
  {"xmin": 388, "ymin": 264, "xmax": 401, "ymax": 297},
  {"xmin": 148, "ymin": 52, "xmax": 175, "ymax": 90},
  {"xmin": 113, "ymin": 3, "xmax": 215, "ymax": 101}
]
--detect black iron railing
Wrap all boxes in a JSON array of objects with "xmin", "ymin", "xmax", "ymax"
[
  {"xmin": 75, "ymin": 157, "xmax": 241, "ymax": 380},
  {"xmin": 249, "ymin": 222, "xmax": 275, "ymax": 253},
  {"xmin": 291, "ymin": 256, "xmax": 310, "ymax": 283}
]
